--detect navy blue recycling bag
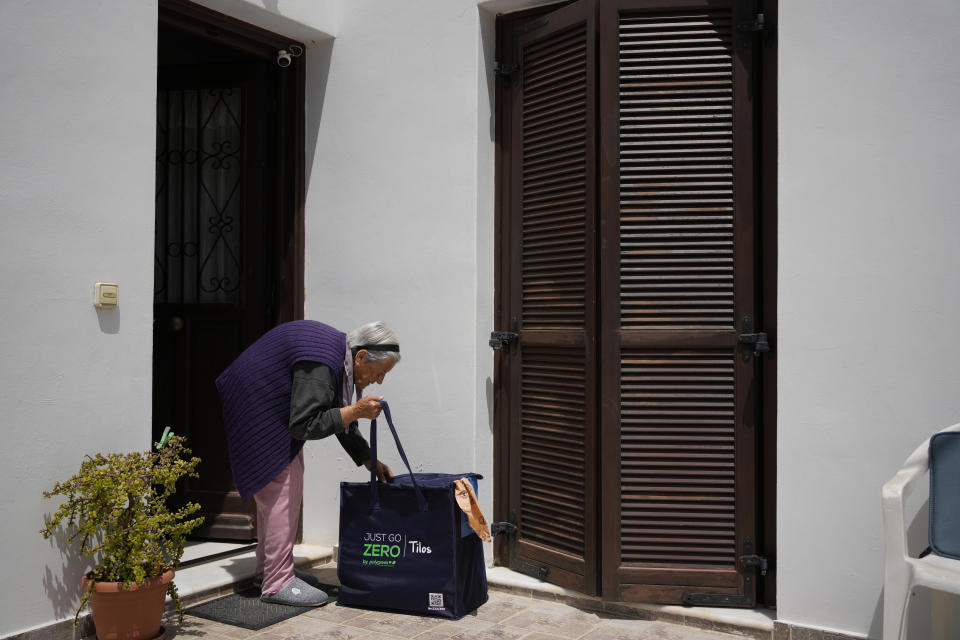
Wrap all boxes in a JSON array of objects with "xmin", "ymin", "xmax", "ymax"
[{"xmin": 337, "ymin": 401, "xmax": 488, "ymax": 618}]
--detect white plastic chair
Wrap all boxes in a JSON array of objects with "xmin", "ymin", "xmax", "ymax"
[{"xmin": 882, "ymin": 423, "xmax": 960, "ymax": 640}]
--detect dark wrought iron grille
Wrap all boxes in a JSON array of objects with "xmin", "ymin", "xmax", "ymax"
[{"xmin": 155, "ymin": 88, "xmax": 243, "ymax": 304}]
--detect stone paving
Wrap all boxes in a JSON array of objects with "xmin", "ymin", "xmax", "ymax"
[{"xmin": 162, "ymin": 567, "xmax": 749, "ymax": 640}]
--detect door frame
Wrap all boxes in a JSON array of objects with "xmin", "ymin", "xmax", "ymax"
[
  {"xmin": 492, "ymin": 0, "xmax": 778, "ymax": 605},
  {"xmin": 156, "ymin": 0, "xmax": 306, "ymax": 539},
  {"xmin": 159, "ymin": 0, "xmax": 306, "ymax": 326}
]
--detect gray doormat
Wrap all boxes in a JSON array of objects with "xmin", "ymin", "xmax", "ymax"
[{"xmin": 184, "ymin": 584, "xmax": 339, "ymax": 630}]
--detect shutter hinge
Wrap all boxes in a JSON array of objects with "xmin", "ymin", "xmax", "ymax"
[
  {"xmin": 499, "ymin": 514, "xmax": 547, "ymax": 579},
  {"xmin": 493, "ymin": 62, "xmax": 519, "ymax": 78},
  {"xmin": 736, "ymin": 11, "xmax": 773, "ymax": 47},
  {"xmin": 740, "ymin": 553, "xmax": 769, "ymax": 576},
  {"xmin": 490, "ymin": 318, "xmax": 520, "ymax": 351},
  {"xmin": 682, "ymin": 539, "xmax": 763, "ymax": 607},
  {"xmin": 515, "ymin": 559, "xmax": 548, "ymax": 581},
  {"xmin": 489, "ymin": 331, "xmax": 519, "ymax": 351},
  {"xmin": 498, "ymin": 16, "xmax": 549, "ymax": 86},
  {"xmin": 738, "ymin": 316, "xmax": 771, "ymax": 359},
  {"xmin": 738, "ymin": 332, "xmax": 770, "ymax": 356},
  {"xmin": 737, "ymin": 12, "xmax": 765, "ymax": 32}
]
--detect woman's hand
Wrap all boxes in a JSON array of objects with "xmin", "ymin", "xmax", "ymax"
[
  {"xmin": 364, "ymin": 459, "xmax": 394, "ymax": 483},
  {"xmin": 340, "ymin": 396, "xmax": 383, "ymax": 425},
  {"xmin": 353, "ymin": 396, "xmax": 384, "ymax": 420}
]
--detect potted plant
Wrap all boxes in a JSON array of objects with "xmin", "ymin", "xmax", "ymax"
[{"xmin": 40, "ymin": 434, "xmax": 203, "ymax": 640}]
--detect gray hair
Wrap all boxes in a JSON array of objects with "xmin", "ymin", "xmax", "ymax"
[{"xmin": 347, "ymin": 321, "xmax": 401, "ymax": 363}]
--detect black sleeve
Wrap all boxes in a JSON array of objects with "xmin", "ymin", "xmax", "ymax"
[
  {"xmin": 337, "ymin": 424, "xmax": 372, "ymax": 468},
  {"xmin": 288, "ymin": 361, "xmax": 370, "ymax": 466},
  {"xmin": 289, "ymin": 361, "xmax": 343, "ymax": 440}
]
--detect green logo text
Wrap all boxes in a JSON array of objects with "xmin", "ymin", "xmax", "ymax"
[{"xmin": 363, "ymin": 543, "xmax": 401, "ymax": 558}]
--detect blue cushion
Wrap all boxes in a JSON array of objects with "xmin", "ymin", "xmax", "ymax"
[{"xmin": 929, "ymin": 432, "xmax": 960, "ymax": 560}]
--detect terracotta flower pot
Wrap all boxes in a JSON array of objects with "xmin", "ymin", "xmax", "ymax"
[{"xmin": 81, "ymin": 569, "xmax": 173, "ymax": 640}]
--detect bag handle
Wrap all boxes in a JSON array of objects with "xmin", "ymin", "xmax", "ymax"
[{"xmin": 369, "ymin": 400, "xmax": 427, "ymax": 512}]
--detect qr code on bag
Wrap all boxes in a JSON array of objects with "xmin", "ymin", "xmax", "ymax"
[{"xmin": 429, "ymin": 593, "xmax": 444, "ymax": 608}]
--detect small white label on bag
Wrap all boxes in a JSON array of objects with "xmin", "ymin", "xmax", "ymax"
[{"xmin": 429, "ymin": 593, "xmax": 444, "ymax": 610}]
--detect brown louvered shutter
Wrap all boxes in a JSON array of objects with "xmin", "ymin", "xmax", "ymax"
[
  {"xmin": 599, "ymin": 0, "xmax": 759, "ymax": 604},
  {"xmin": 505, "ymin": 0, "xmax": 599, "ymax": 594}
]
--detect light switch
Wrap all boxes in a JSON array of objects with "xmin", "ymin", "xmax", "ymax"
[{"xmin": 94, "ymin": 282, "xmax": 119, "ymax": 308}]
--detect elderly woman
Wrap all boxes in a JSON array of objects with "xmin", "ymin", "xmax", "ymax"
[{"xmin": 216, "ymin": 320, "xmax": 399, "ymax": 606}]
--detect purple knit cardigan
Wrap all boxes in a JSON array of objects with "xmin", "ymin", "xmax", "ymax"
[{"xmin": 215, "ymin": 321, "xmax": 347, "ymax": 500}]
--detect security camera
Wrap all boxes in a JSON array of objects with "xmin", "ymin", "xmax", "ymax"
[{"xmin": 276, "ymin": 45, "xmax": 303, "ymax": 68}]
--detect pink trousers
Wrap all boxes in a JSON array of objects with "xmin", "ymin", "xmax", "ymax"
[{"xmin": 253, "ymin": 449, "xmax": 304, "ymax": 595}]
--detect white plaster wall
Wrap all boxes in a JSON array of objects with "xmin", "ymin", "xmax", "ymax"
[
  {"xmin": 208, "ymin": 0, "xmax": 555, "ymax": 574},
  {"xmin": 22, "ymin": 0, "xmax": 960, "ymax": 636},
  {"xmin": 191, "ymin": 0, "xmax": 338, "ymax": 43},
  {"xmin": 0, "ymin": 0, "xmax": 495, "ymax": 632},
  {"xmin": 778, "ymin": 0, "xmax": 960, "ymax": 637},
  {"xmin": 299, "ymin": 0, "xmax": 497, "ymax": 545},
  {"xmin": 0, "ymin": 1, "xmax": 159, "ymax": 635},
  {"xmin": 474, "ymin": 6, "xmax": 498, "ymax": 558},
  {"xmin": 0, "ymin": 2, "xmax": 340, "ymax": 635}
]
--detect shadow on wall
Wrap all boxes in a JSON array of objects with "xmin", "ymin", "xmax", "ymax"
[
  {"xmin": 479, "ymin": 7, "xmax": 496, "ymax": 142},
  {"xmin": 304, "ymin": 39, "xmax": 334, "ymax": 196},
  {"xmin": 486, "ymin": 377, "xmax": 494, "ymax": 433},
  {"xmin": 96, "ymin": 307, "xmax": 119, "ymax": 334},
  {"xmin": 41, "ymin": 523, "xmax": 91, "ymax": 623}
]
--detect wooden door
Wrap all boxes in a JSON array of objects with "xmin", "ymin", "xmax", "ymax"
[
  {"xmin": 154, "ymin": 60, "xmax": 271, "ymax": 540},
  {"xmin": 503, "ymin": 0, "xmax": 600, "ymax": 594},
  {"xmin": 599, "ymin": 0, "xmax": 760, "ymax": 604},
  {"xmin": 498, "ymin": 0, "xmax": 766, "ymax": 604}
]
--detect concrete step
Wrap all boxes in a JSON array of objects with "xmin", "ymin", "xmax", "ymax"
[{"xmin": 172, "ymin": 543, "xmax": 334, "ymax": 609}]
